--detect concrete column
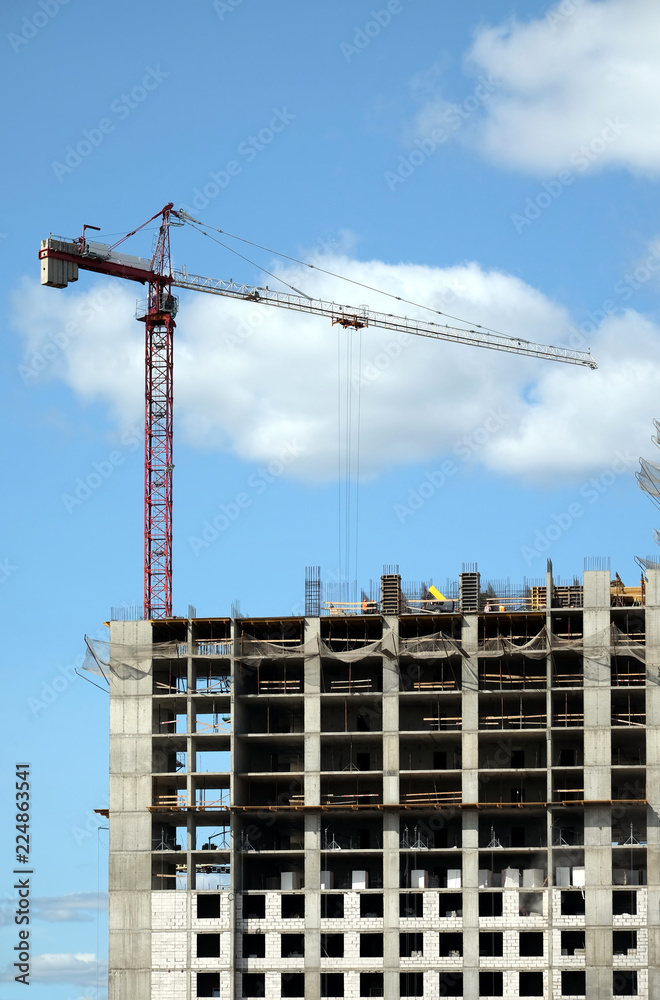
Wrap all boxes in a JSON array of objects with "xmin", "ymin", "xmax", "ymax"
[
  {"xmin": 383, "ymin": 811, "xmax": 400, "ymax": 1000},
  {"xmin": 304, "ymin": 618, "xmax": 321, "ymax": 806},
  {"xmin": 382, "ymin": 618, "xmax": 400, "ymax": 806},
  {"xmin": 583, "ymin": 571, "xmax": 612, "ymax": 801},
  {"xmin": 645, "ymin": 570, "xmax": 660, "ymax": 996},
  {"xmin": 108, "ymin": 620, "xmax": 153, "ymax": 1000},
  {"xmin": 303, "ymin": 618, "xmax": 321, "ymax": 1000},
  {"xmin": 582, "ymin": 570, "xmax": 613, "ymax": 998},
  {"xmin": 460, "ymin": 614, "xmax": 479, "ymax": 803},
  {"xmin": 228, "ymin": 619, "xmax": 238, "ymax": 1000},
  {"xmin": 461, "ymin": 613, "xmax": 479, "ymax": 1000},
  {"xmin": 382, "ymin": 617, "xmax": 400, "ymax": 1000},
  {"xmin": 461, "ymin": 811, "xmax": 480, "ymax": 1000},
  {"xmin": 304, "ymin": 813, "xmax": 321, "ymax": 1000},
  {"xmin": 545, "ymin": 563, "xmax": 555, "ymax": 980}
]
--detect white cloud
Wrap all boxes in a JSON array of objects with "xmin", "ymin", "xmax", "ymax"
[
  {"xmin": 0, "ymin": 892, "xmax": 107, "ymax": 931},
  {"xmin": 34, "ymin": 891, "xmax": 108, "ymax": 922},
  {"xmin": 484, "ymin": 311, "xmax": 660, "ymax": 479},
  {"xmin": 0, "ymin": 952, "xmax": 106, "ymax": 986},
  {"xmin": 13, "ymin": 253, "xmax": 660, "ymax": 485},
  {"xmin": 414, "ymin": 0, "xmax": 660, "ymax": 175}
]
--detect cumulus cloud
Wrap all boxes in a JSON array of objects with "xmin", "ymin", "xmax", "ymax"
[
  {"xmin": 0, "ymin": 952, "xmax": 106, "ymax": 986},
  {"xmin": 413, "ymin": 0, "xmax": 660, "ymax": 175},
  {"xmin": 485, "ymin": 312, "xmax": 660, "ymax": 478},
  {"xmin": 0, "ymin": 892, "xmax": 107, "ymax": 931},
  {"xmin": 13, "ymin": 251, "xmax": 660, "ymax": 485},
  {"xmin": 34, "ymin": 892, "xmax": 108, "ymax": 922}
]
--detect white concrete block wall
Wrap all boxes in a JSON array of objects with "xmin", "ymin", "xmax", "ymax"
[
  {"xmin": 319, "ymin": 917, "xmax": 345, "ymax": 931},
  {"xmin": 151, "ymin": 969, "xmax": 187, "ymax": 999},
  {"xmin": 422, "ymin": 930, "xmax": 439, "ymax": 961},
  {"xmin": 437, "ymin": 915, "xmax": 463, "ymax": 930},
  {"xmin": 342, "ymin": 971, "xmax": 361, "ymax": 999},
  {"xmin": 237, "ymin": 955, "xmax": 304, "ymax": 972},
  {"xmin": 264, "ymin": 970, "xmax": 281, "ymax": 997},
  {"xmin": 635, "ymin": 968, "xmax": 648, "ymax": 998},
  {"xmin": 399, "ymin": 955, "xmax": 427, "ymax": 968},
  {"xmin": 152, "ymin": 891, "xmax": 187, "ymax": 929},
  {"xmin": 437, "ymin": 957, "xmax": 463, "ymax": 969},
  {"xmin": 152, "ymin": 931, "xmax": 187, "ymax": 966},
  {"xmin": 219, "ymin": 970, "xmax": 233, "ymax": 1000}
]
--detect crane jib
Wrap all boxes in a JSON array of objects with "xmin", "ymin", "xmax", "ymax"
[{"xmin": 170, "ymin": 271, "xmax": 598, "ymax": 370}]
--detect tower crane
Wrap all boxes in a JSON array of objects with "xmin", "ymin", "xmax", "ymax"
[{"xmin": 39, "ymin": 203, "xmax": 597, "ymax": 620}]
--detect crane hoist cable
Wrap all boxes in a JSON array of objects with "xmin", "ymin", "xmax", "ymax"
[
  {"xmin": 337, "ymin": 333, "xmax": 342, "ymax": 584},
  {"xmin": 345, "ymin": 325, "xmax": 352, "ymax": 587},
  {"xmin": 354, "ymin": 328, "xmax": 362, "ymax": 588},
  {"xmin": 185, "ymin": 215, "xmax": 367, "ymax": 589},
  {"xmin": 177, "ymin": 211, "xmax": 518, "ymax": 341},
  {"xmin": 337, "ymin": 325, "xmax": 353, "ymax": 591},
  {"xmin": 335, "ymin": 324, "xmax": 363, "ymax": 593}
]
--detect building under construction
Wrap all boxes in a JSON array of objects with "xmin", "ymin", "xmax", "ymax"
[{"xmin": 103, "ymin": 560, "xmax": 657, "ymax": 1000}]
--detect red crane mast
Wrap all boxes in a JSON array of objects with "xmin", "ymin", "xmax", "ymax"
[
  {"xmin": 140, "ymin": 205, "xmax": 176, "ymax": 621},
  {"xmin": 40, "ymin": 203, "xmax": 178, "ymax": 619}
]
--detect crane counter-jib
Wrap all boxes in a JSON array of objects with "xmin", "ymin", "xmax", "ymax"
[{"xmin": 39, "ymin": 237, "xmax": 163, "ymax": 288}]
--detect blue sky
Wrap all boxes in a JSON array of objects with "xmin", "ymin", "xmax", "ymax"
[{"xmin": 2, "ymin": 0, "xmax": 660, "ymax": 996}]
